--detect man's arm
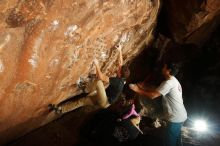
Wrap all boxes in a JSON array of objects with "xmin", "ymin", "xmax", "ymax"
[
  {"xmin": 129, "ymin": 84, "xmax": 161, "ymax": 99},
  {"xmin": 116, "ymin": 45, "xmax": 123, "ymax": 77},
  {"xmin": 94, "ymin": 59, "xmax": 109, "ymax": 83}
]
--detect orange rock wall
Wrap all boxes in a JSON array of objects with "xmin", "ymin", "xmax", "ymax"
[{"xmin": 0, "ymin": 0, "xmax": 160, "ymax": 144}]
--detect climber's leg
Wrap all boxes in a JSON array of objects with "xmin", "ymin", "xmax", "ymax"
[
  {"xmin": 89, "ymin": 80, "xmax": 110, "ymax": 108},
  {"xmin": 49, "ymin": 96, "xmax": 93, "ymax": 114},
  {"xmin": 60, "ymin": 97, "xmax": 94, "ymax": 113},
  {"xmin": 49, "ymin": 80, "xmax": 110, "ymax": 114}
]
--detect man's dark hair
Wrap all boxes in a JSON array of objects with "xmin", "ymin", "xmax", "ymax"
[
  {"xmin": 166, "ymin": 62, "xmax": 179, "ymax": 76},
  {"xmin": 121, "ymin": 65, "xmax": 130, "ymax": 78}
]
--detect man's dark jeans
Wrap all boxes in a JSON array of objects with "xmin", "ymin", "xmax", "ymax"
[{"xmin": 164, "ymin": 121, "xmax": 183, "ymax": 146}]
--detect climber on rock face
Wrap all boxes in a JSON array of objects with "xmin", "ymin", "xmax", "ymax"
[
  {"xmin": 90, "ymin": 44, "xmax": 130, "ymax": 107},
  {"xmin": 49, "ymin": 44, "xmax": 130, "ymax": 113}
]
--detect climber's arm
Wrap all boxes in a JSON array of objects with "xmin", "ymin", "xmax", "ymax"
[
  {"xmin": 94, "ymin": 59, "xmax": 109, "ymax": 83},
  {"xmin": 116, "ymin": 45, "xmax": 123, "ymax": 77}
]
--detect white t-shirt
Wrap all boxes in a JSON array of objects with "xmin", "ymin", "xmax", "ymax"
[{"xmin": 157, "ymin": 76, "xmax": 187, "ymax": 122}]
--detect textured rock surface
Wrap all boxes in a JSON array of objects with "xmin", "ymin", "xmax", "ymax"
[
  {"xmin": 0, "ymin": 0, "xmax": 160, "ymax": 144},
  {"xmin": 160, "ymin": 0, "xmax": 220, "ymax": 46}
]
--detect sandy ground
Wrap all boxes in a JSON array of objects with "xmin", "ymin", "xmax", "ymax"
[
  {"xmin": 6, "ymin": 106, "xmax": 220, "ymax": 146},
  {"xmin": 6, "ymin": 106, "xmax": 98, "ymax": 146}
]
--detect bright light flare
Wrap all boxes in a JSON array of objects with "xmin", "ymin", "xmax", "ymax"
[{"xmin": 194, "ymin": 120, "xmax": 207, "ymax": 132}]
